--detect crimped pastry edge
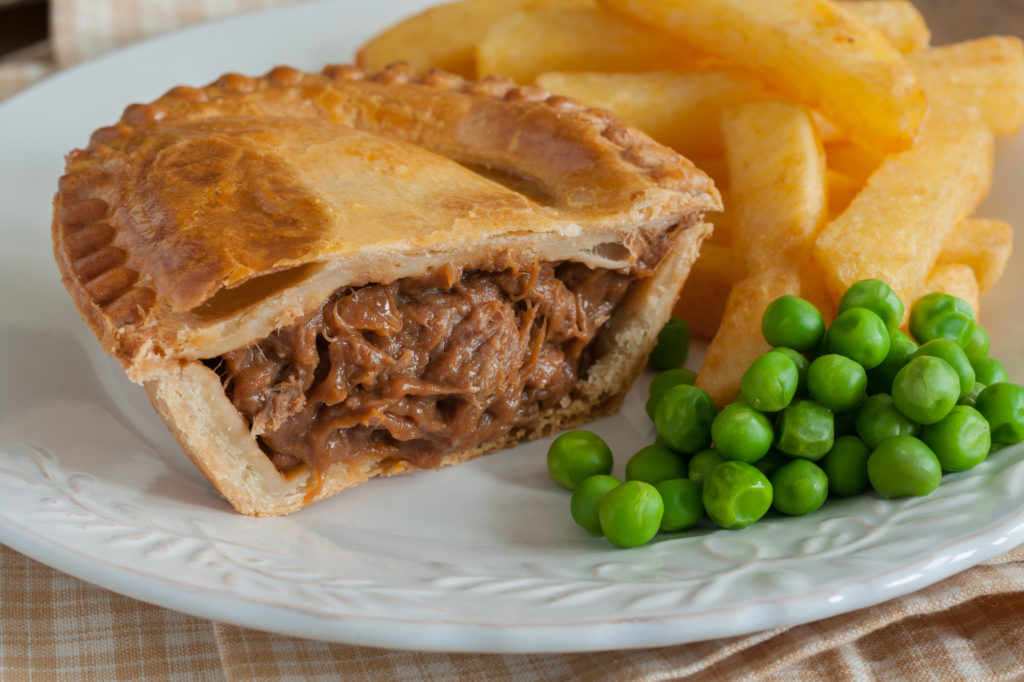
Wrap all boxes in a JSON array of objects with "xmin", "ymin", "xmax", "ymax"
[{"xmin": 52, "ymin": 63, "xmax": 721, "ymax": 384}]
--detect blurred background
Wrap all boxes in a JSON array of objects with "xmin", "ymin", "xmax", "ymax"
[
  {"xmin": 0, "ymin": 0, "xmax": 45, "ymax": 58},
  {"xmin": 1, "ymin": 0, "xmax": 1022, "ymax": 100}
]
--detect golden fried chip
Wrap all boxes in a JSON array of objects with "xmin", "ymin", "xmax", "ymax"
[
  {"xmin": 695, "ymin": 212, "xmax": 1013, "ymax": 299},
  {"xmin": 674, "ymin": 242, "xmax": 732, "ymax": 340},
  {"xmin": 827, "ymin": 169, "xmax": 863, "ymax": 220},
  {"xmin": 922, "ymin": 264, "xmax": 981, "ymax": 318},
  {"xmin": 535, "ymin": 69, "xmax": 776, "ymax": 157},
  {"xmin": 697, "ymin": 100, "xmax": 827, "ymax": 405},
  {"xmin": 722, "ymin": 101, "xmax": 827, "ymax": 280},
  {"xmin": 356, "ymin": 0, "xmax": 593, "ymax": 78},
  {"xmin": 909, "ymin": 36, "xmax": 1024, "ymax": 136},
  {"xmin": 599, "ymin": 0, "xmax": 925, "ymax": 152},
  {"xmin": 842, "ymin": 1, "xmax": 930, "ymax": 55},
  {"xmin": 825, "ymin": 140, "xmax": 884, "ymax": 181},
  {"xmin": 476, "ymin": 8, "xmax": 709, "ymax": 83},
  {"xmin": 813, "ymin": 119, "xmax": 994, "ymax": 310},
  {"xmin": 937, "ymin": 218, "xmax": 1013, "ymax": 292}
]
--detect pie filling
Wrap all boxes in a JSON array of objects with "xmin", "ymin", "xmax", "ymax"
[{"xmin": 211, "ymin": 245, "xmax": 668, "ymax": 475}]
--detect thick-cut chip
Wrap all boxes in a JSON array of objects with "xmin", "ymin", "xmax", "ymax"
[
  {"xmin": 476, "ymin": 8, "xmax": 710, "ymax": 83},
  {"xmin": 699, "ymin": 268, "xmax": 836, "ymax": 403},
  {"xmin": 698, "ymin": 272, "xmax": 787, "ymax": 399},
  {"xmin": 909, "ymin": 36, "xmax": 1024, "ymax": 136},
  {"xmin": 724, "ymin": 102, "xmax": 827, "ymax": 280},
  {"xmin": 813, "ymin": 119, "xmax": 994, "ymax": 311},
  {"xmin": 674, "ymin": 242, "xmax": 732, "ymax": 340},
  {"xmin": 937, "ymin": 218, "xmax": 1013, "ymax": 292},
  {"xmin": 827, "ymin": 169, "xmax": 863, "ymax": 220},
  {"xmin": 690, "ymin": 214, "xmax": 1013, "ymax": 299},
  {"xmin": 825, "ymin": 140, "xmax": 884, "ymax": 181},
  {"xmin": 358, "ymin": 0, "xmax": 921, "ymax": 80},
  {"xmin": 811, "ymin": 112, "xmax": 844, "ymax": 144},
  {"xmin": 842, "ymin": 1, "xmax": 930, "ymax": 55},
  {"xmin": 921, "ymin": 264, "xmax": 981, "ymax": 318},
  {"xmin": 535, "ymin": 69, "xmax": 777, "ymax": 157},
  {"xmin": 599, "ymin": 0, "xmax": 925, "ymax": 152},
  {"xmin": 356, "ymin": 0, "xmax": 594, "ymax": 78},
  {"xmin": 698, "ymin": 100, "xmax": 827, "ymax": 405}
]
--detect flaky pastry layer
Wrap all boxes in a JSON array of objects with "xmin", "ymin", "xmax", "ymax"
[
  {"xmin": 143, "ymin": 223, "xmax": 710, "ymax": 515},
  {"xmin": 53, "ymin": 63, "xmax": 719, "ymax": 382},
  {"xmin": 52, "ymin": 64, "xmax": 720, "ymax": 515}
]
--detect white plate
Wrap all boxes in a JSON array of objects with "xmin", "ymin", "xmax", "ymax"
[{"xmin": 1, "ymin": 0, "xmax": 1023, "ymax": 654}]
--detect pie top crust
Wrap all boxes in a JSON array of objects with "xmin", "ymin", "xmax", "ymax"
[{"xmin": 52, "ymin": 63, "xmax": 720, "ymax": 382}]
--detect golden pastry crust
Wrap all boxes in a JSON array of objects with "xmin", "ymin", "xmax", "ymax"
[
  {"xmin": 53, "ymin": 63, "xmax": 719, "ymax": 382},
  {"xmin": 52, "ymin": 64, "xmax": 720, "ymax": 515}
]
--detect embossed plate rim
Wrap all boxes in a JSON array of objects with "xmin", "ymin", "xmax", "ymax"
[{"xmin": 0, "ymin": 0, "xmax": 1022, "ymax": 653}]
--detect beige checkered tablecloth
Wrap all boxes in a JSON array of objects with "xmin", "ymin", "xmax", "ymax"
[{"xmin": 4, "ymin": 1, "xmax": 1024, "ymax": 679}]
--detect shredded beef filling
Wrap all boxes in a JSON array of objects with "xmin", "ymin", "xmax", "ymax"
[{"xmin": 214, "ymin": 260, "xmax": 644, "ymax": 473}]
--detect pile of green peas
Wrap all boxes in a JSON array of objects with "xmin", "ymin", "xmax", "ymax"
[{"xmin": 547, "ymin": 279, "xmax": 1024, "ymax": 549}]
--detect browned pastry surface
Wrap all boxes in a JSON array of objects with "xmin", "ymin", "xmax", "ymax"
[
  {"xmin": 52, "ymin": 64, "xmax": 720, "ymax": 514},
  {"xmin": 53, "ymin": 63, "xmax": 718, "ymax": 382}
]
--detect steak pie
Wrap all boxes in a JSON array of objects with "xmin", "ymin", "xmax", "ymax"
[{"xmin": 52, "ymin": 63, "xmax": 720, "ymax": 516}]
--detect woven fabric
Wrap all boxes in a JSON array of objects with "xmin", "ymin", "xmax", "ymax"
[
  {"xmin": 3, "ymin": 544, "xmax": 1024, "ymax": 680},
  {"xmin": 0, "ymin": 547, "xmax": 224, "ymax": 682},
  {"xmin": 0, "ymin": 41, "xmax": 53, "ymax": 100},
  {"xmin": 2, "ymin": 0, "xmax": 1024, "ymax": 678}
]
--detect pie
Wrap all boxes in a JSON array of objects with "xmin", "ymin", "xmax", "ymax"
[{"xmin": 51, "ymin": 63, "xmax": 721, "ymax": 516}]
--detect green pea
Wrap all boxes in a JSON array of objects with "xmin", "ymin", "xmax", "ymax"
[
  {"xmin": 972, "ymin": 357, "xmax": 1009, "ymax": 386},
  {"xmin": 761, "ymin": 295, "xmax": 826, "ymax": 352},
  {"xmin": 807, "ymin": 354, "xmax": 867, "ymax": 412},
  {"xmin": 655, "ymin": 478, "xmax": 704, "ymax": 532},
  {"xmin": 821, "ymin": 435, "xmax": 871, "ymax": 497},
  {"xmin": 649, "ymin": 317, "xmax": 691, "ymax": 370},
  {"xmin": 867, "ymin": 436, "xmax": 942, "ymax": 498},
  {"xmin": 598, "ymin": 481, "xmax": 664, "ymax": 548},
  {"xmin": 646, "ymin": 368, "xmax": 698, "ymax": 420},
  {"xmin": 838, "ymin": 279, "xmax": 904, "ymax": 331},
  {"xmin": 913, "ymin": 338, "xmax": 975, "ymax": 401},
  {"xmin": 827, "ymin": 307, "xmax": 891, "ymax": 369},
  {"xmin": 547, "ymin": 430, "xmax": 613, "ymax": 490},
  {"xmin": 654, "ymin": 384, "xmax": 717, "ymax": 454},
  {"xmin": 975, "ymin": 382, "xmax": 1024, "ymax": 444},
  {"xmin": 701, "ymin": 461, "xmax": 773, "ymax": 530},
  {"xmin": 751, "ymin": 449, "xmax": 790, "ymax": 479},
  {"xmin": 891, "ymin": 356, "xmax": 960, "ymax": 425},
  {"xmin": 960, "ymin": 381, "xmax": 985, "ymax": 408},
  {"xmin": 711, "ymin": 403, "xmax": 774, "ymax": 463},
  {"xmin": 625, "ymin": 444, "xmax": 687, "ymax": 485},
  {"xmin": 908, "ymin": 292, "xmax": 976, "ymax": 347},
  {"xmin": 775, "ymin": 399, "xmax": 834, "ymax": 461},
  {"xmin": 963, "ymin": 325, "xmax": 991, "ymax": 362},
  {"xmin": 769, "ymin": 347, "xmax": 810, "ymax": 396},
  {"xmin": 866, "ymin": 330, "xmax": 919, "ymax": 395},
  {"xmin": 771, "ymin": 459, "xmax": 828, "ymax": 516},
  {"xmin": 855, "ymin": 393, "xmax": 920, "ymax": 450},
  {"xmin": 740, "ymin": 351, "xmax": 799, "ymax": 412},
  {"xmin": 688, "ymin": 448, "xmax": 725, "ymax": 487},
  {"xmin": 920, "ymin": 406, "xmax": 991, "ymax": 472},
  {"xmin": 570, "ymin": 475, "xmax": 622, "ymax": 536}
]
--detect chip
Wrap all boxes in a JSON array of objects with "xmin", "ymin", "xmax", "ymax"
[
  {"xmin": 534, "ymin": 69, "xmax": 776, "ymax": 158},
  {"xmin": 697, "ymin": 100, "xmax": 827, "ymax": 404},
  {"xmin": 599, "ymin": 0, "xmax": 926, "ymax": 151},
  {"xmin": 476, "ymin": 7, "xmax": 708, "ymax": 83}
]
